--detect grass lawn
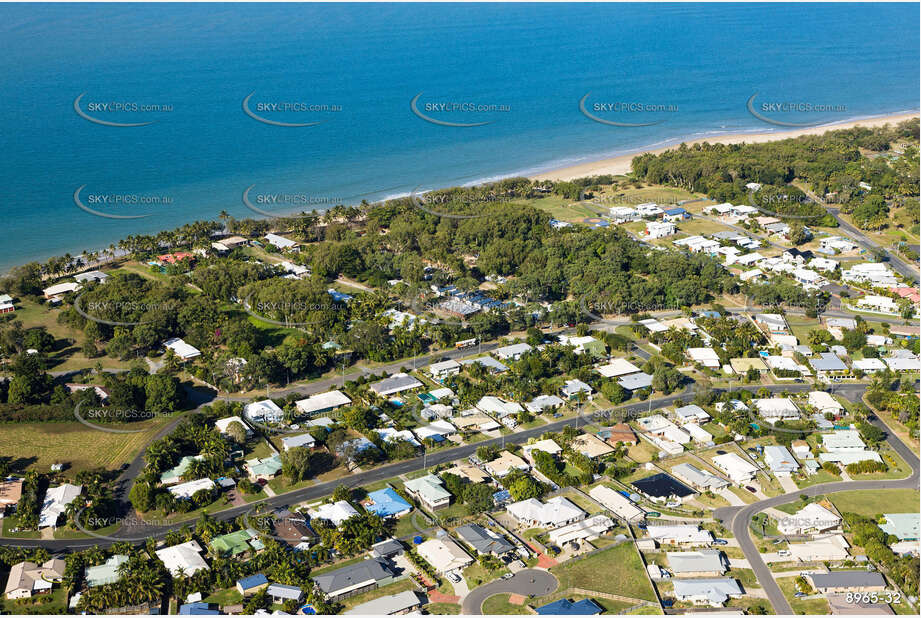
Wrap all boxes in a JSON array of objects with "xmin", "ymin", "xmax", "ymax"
[
  {"xmin": 340, "ymin": 578, "xmax": 417, "ymax": 610},
  {"xmin": 0, "ymin": 418, "xmax": 172, "ymax": 474},
  {"xmin": 831, "ymin": 489, "xmax": 920, "ymax": 517},
  {"xmin": 727, "ymin": 485, "xmax": 758, "ymax": 504},
  {"xmin": 204, "ymin": 587, "xmax": 243, "ymax": 606},
  {"xmin": 626, "ymin": 439, "xmax": 659, "ymax": 463},
  {"xmin": 794, "ymin": 469, "xmax": 841, "ymax": 489},
  {"xmin": 549, "ymin": 542, "xmax": 656, "ymax": 601},
  {"xmin": 1, "ymin": 515, "xmax": 41, "ymax": 538},
  {"xmin": 463, "ymin": 562, "xmax": 509, "ymax": 588},
  {"xmin": 392, "ymin": 513, "xmax": 421, "ymax": 538},
  {"xmin": 559, "ymin": 489, "xmax": 604, "ymax": 514},
  {"xmin": 0, "ymin": 585, "xmax": 67, "ymax": 614},
  {"xmin": 777, "ymin": 577, "xmax": 829, "ymax": 615},
  {"xmin": 426, "ymin": 602, "xmax": 461, "ymax": 614},
  {"xmin": 481, "ymin": 594, "xmax": 531, "ymax": 615}
]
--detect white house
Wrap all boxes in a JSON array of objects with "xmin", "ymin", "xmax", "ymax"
[
  {"xmin": 588, "ymin": 485, "xmax": 645, "ymax": 522},
  {"xmin": 155, "ymin": 541, "xmax": 210, "ymax": 577},
  {"xmin": 476, "ymin": 396, "xmax": 523, "ymax": 418},
  {"xmin": 646, "ymin": 221, "xmax": 676, "ymax": 239},
  {"xmin": 281, "ymin": 433, "xmax": 317, "ymax": 451},
  {"xmin": 164, "ymin": 338, "xmax": 201, "ymax": 361},
  {"xmin": 687, "ymin": 348, "xmax": 720, "ymax": 368},
  {"xmin": 777, "ymin": 503, "xmax": 842, "ymax": 536},
  {"xmin": 295, "ymin": 390, "xmax": 352, "ymax": 417},
  {"xmin": 506, "ymin": 497, "xmax": 586, "ymax": 529},
  {"xmin": 38, "ymin": 484, "xmax": 83, "ymax": 529},
  {"xmin": 168, "ymin": 478, "xmax": 215, "ymax": 500},
  {"xmin": 415, "ymin": 538, "xmax": 472, "ymax": 575},
  {"xmin": 711, "ymin": 453, "xmax": 757, "ymax": 485},
  {"xmin": 492, "ymin": 342, "xmax": 532, "ymax": 361},
  {"xmin": 428, "ymin": 359, "xmax": 461, "ymax": 380},
  {"xmin": 264, "ymin": 233, "xmax": 298, "ymax": 250},
  {"xmin": 807, "ymin": 391, "xmax": 844, "ymax": 415},
  {"xmin": 215, "ymin": 415, "xmax": 252, "ymax": 438},
  {"xmin": 244, "ymin": 400, "xmax": 285, "ymax": 424},
  {"xmin": 645, "ymin": 525, "xmax": 713, "ymax": 546},
  {"xmin": 547, "ymin": 515, "xmax": 615, "ymax": 547},
  {"xmin": 763, "ymin": 445, "xmax": 799, "ymax": 476},
  {"xmin": 752, "ymin": 398, "xmax": 800, "ymax": 423},
  {"xmin": 310, "ymin": 500, "xmax": 359, "ymax": 526}
]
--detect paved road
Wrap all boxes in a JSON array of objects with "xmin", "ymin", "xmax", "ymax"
[
  {"xmin": 825, "ymin": 206, "xmax": 919, "ymax": 284},
  {"xmin": 713, "ymin": 408, "xmax": 920, "ymax": 615},
  {"xmin": 461, "ymin": 569, "xmax": 559, "ymax": 615},
  {"xmin": 0, "ymin": 382, "xmax": 872, "ymax": 551}
]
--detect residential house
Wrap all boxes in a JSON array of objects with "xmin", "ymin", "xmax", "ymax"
[
  {"xmin": 245, "ymin": 455, "xmax": 283, "ymax": 482},
  {"xmin": 667, "ymin": 550, "xmax": 727, "ymax": 576},
  {"xmin": 243, "ymin": 399, "xmax": 285, "ymax": 424},
  {"xmin": 264, "ymin": 233, "xmax": 298, "ymax": 250},
  {"xmin": 416, "ymin": 537, "xmax": 473, "ymax": 575},
  {"xmin": 483, "ymin": 451, "xmax": 529, "ymax": 477},
  {"xmin": 808, "ymin": 391, "xmax": 844, "ymax": 416},
  {"xmin": 38, "ymin": 483, "xmax": 82, "ymax": 529},
  {"xmin": 428, "ymin": 359, "xmax": 461, "ymax": 380},
  {"xmin": 571, "ymin": 433, "xmax": 615, "ymax": 459},
  {"xmin": 85, "ymin": 555, "xmax": 129, "ymax": 587},
  {"xmin": 788, "ymin": 535, "xmax": 851, "ymax": 562},
  {"xmin": 561, "ymin": 378, "xmax": 593, "ymax": 400},
  {"xmin": 281, "ymin": 433, "xmax": 316, "ymax": 451},
  {"xmin": 672, "ymin": 578, "xmax": 742, "ymax": 607},
  {"xmin": 674, "ymin": 404, "xmax": 710, "ymax": 424},
  {"xmin": 752, "ymin": 398, "xmax": 800, "ymax": 423},
  {"xmin": 521, "ymin": 439, "xmax": 563, "ymax": 464},
  {"xmin": 670, "ymin": 463, "xmax": 729, "ymax": 492},
  {"xmin": 595, "ymin": 358, "xmax": 641, "ymax": 378},
  {"xmin": 546, "ymin": 515, "xmax": 615, "ymax": 547},
  {"xmin": 309, "ymin": 500, "xmax": 360, "ymax": 526},
  {"xmin": 168, "ymin": 478, "xmax": 216, "ymax": 500},
  {"xmin": 506, "ymin": 496, "xmax": 587, "ymax": 529},
  {"xmin": 363, "ymin": 487, "xmax": 413, "ymax": 518},
  {"xmin": 236, "ymin": 574, "xmax": 269, "ymax": 597},
  {"xmin": 763, "ymin": 445, "xmax": 799, "ymax": 476},
  {"xmin": 525, "ymin": 394, "xmax": 565, "ymax": 414},
  {"xmin": 807, "ymin": 571, "xmax": 886, "ymax": 593},
  {"xmin": 209, "ymin": 528, "xmax": 263, "ymax": 558},
  {"xmin": 295, "ymin": 390, "xmax": 352, "ymax": 417},
  {"xmin": 164, "ymin": 337, "xmax": 201, "ymax": 361},
  {"xmin": 4, "ymin": 559, "xmax": 66, "ymax": 599},
  {"xmin": 492, "ymin": 342, "xmax": 533, "ymax": 361},
  {"xmin": 343, "ymin": 590, "xmax": 426, "ymax": 615},
  {"xmin": 535, "ymin": 599, "xmax": 603, "ymax": 615},
  {"xmin": 646, "ymin": 221, "xmax": 676, "ymax": 239},
  {"xmin": 880, "ymin": 513, "xmax": 920, "ymax": 541},
  {"xmin": 711, "ymin": 453, "xmax": 757, "ymax": 485},
  {"xmin": 588, "ymin": 485, "xmax": 645, "ymax": 522},
  {"xmin": 155, "ymin": 541, "xmax": 210, "ymax": 577},
  {"xmin": 603, "ymin": 422, "xmax": 637, "ymax": 446},
  {"xmin": 266, "ymin": 584, "xmax": 303, "ymax": 605},
  {"xmin": 313, "ymin": 558, "xmax": 397, "ymax": 601},
  {"xmin": 369, "ymin": 373, "xmax": 423, "ymax": 397},
  {"xmin": 215, "ymin": 415, "xmax": 252, "ymax": 438},
  {"xmin": 631, "ymin": 473, "xmax": 695, "ymax": 503},
  {"xmin": 645, "ymin": 525, "xmax": 713, "ymax": 546},
  {"xmin": 403, "ymin": 475, "xmax": 451, "ymax": 511},
  {"xmin": 777, "ymin": 503, "xmax": 842, "ymax": 536},
  {"xmin": 456, "ymin": 524, "xmax": 515, "ymax": 556}
]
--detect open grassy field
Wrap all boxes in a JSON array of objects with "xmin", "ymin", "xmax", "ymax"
[
  {"xmin": 549, "ymin": 542, "xmax": 656, "ymax": 601},
  {"xmin": 831, "ymin": 489, "xmax": 920, "ymax": 517},
  {"xmin": 0, "ymin": 418, "xmax": 173, "ymax": 474},
  {"xmin": 426, "ymin": 602, "xmax": 461, "ymax": 614}
]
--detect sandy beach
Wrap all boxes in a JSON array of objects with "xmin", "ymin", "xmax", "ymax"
[{"xmin": 532, "ymin": 112, "xmax": 920, "ymax": 181}]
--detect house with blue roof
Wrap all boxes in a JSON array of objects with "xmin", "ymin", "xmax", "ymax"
[
  {"xmin": 663, "ymin": 207, "xmax": 690, "ymax": 222},
  {"xmin": 236, "ymin": 573, "xmax": 269, "ymax": 597},
  {"xmin": 536, "ymin": 598, "xmax": 603, "ymax": 615},
  {"xmin": 178, "ymin": 602, "xmax": 220, "ymax": 615},
  {"xmin": 362, "ymin": 487, "xmax": 413, "ymax": 518}
]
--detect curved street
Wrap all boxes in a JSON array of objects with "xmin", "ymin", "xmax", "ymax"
[
  {"xmin": 714, "ymin": 409, "xmax": 920, "ymax": 614},
  {"xmin": 461, "ymin": 569, "xmax": 559, "ymax": 615}
]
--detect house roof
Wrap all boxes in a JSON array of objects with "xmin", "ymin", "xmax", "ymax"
[
  {"xmin": 809, "ymin": 352, "xmax": 848, "ymax": 372},
  {"xmin": 266, "ymin": 583, "xmax": 302, "ymax": 599},
  {"xmin": 310, "ymin": 500, "xmax": 360, "ymax": 525},
  {"xmin": 363, "ymin": 487, "xmax": 413, "ymax": 517},
  {"xmin": 237, "ymin": 573, "xmax": 268, "ymax": 590},
  {"xmin": 343, "ymin": 590, "xmax": 424, "ymax": 615},
  {"xmin": 295, "ymin": 390, "xmax": 352, "ymax": 415},
  {"xmin": 456, "ymin": 524, "xmax": 515, "ymax": 555},
  {"xmin": 155, "ymin": 541, "xmax": 209, "ymax": 577},
  {"xmin": 595, "ymin": 358, "xmax": 641, "ymax": 378},
  {"xmin": 536, "ymin": 598, "xmax": 603, "ymax": 615},
  {"xmin": 809, "ymin": 571, "xmax": 885, "ymax": 589},
  {"xmin": 672, "ymin": 578, "xmax": 741, "ymax": 603},
  {"xmin": 209, "ymin": 528, "xmax": 260, "ymax": 556},
  {"xmin": 617, "ymin": 372, "xmax": 653, "ymax": 391},
  {"xmin": 631, "ymin": 473, "xmax": 694, "ymax": 499},
  {"xmin": 822, "ymin": 430, "xmax": 866, "ymax": 450},
  {"xmin": 880, "ymin": 513, "xmax": 920, "ymax": 540},
  {"xmin": 571, "ymin": 433, "xmax": 615, "ymax": 458},
  {"xmin": 416, "ymin": 537, "xmax": 473, "ymax": 573},
  {"xmin": 667, "ymin": 549, "xmax": 726, "ymax": 574},
  {"xmin": 506, "ymin": 496, "xmax": 586, "ymax": 527},
  {"xmin": 369, "ymin": 373, "xmax": 423, "ymax": 396},
  {"xmin": 671, "ymin": 463, "xmax": 728, "ymax": 490}
]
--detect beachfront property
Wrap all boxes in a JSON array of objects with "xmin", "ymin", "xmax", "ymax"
[
  {"xmin": 0, "ymin": 293, "xmax": 14, "ymax": 314},
  {"xmin": 42, "ymin": 281, "xmax": 81, "ymax": 301},
  {"xmin": 295, "ymin": 389, "xmax": 352, "ymax": 417},
  {"xmin": 264, "ymin": 233, "xmax": 299, "ymax": 251}
]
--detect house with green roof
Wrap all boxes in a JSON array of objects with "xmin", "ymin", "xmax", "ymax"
[
  {"xmin": 209, "ymin": 528, "xmax": 262, "ymax": 557},
  {"xmin": 245, "ymin": 454, "xmax": 283, "ymax": 481},
  {"xmin": 880, "ymin": 513, "xmax": 920, "ymax": 541},
  {"xmin": 85, "ymin": 554, "xmax": 129, "ymax": 587},
  {"xmin": 159, "ymin": 455, "xmax": 205, "ymax": 485}
]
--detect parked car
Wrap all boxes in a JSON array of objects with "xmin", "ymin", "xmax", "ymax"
[
  {"xmin": 746, "ymin": 486, "xmax": 757, "ymax": 493},
  {"xmin": 665, "ymin": 501, "xmax": 681, "ymax": 509},
  {"xmin": 778, "ymin": 550, "xmax": 791, "ymax": 557},
  {"xmin": 712, "ymin": 539, "xmax": 728, "ymax": 546},
  {"xmin": 501, "ymin": 573, "xmax": 513, "ymax": 580},
  {"xmin": 447, "ymin": 572, "xmax": 461, "ymax": 583}
]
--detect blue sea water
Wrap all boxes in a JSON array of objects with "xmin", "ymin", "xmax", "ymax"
[{"xmin": 0, "ymin": 2, "xmax": 917, "ymax": 271}]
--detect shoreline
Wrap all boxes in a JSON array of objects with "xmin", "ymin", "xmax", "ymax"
[
  {"xmin": 530, "ymin": 111, "xmax": 920, "ymax": 181},
  {"xmin": 4, "ymin": 111, "xmax": 918, "ymax": 276}
]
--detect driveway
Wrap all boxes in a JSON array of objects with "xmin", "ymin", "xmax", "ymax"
[
  {"xmin": 778, "ymin": 476, "xmax": 798, "ymax": 493},
  {"xmin": 461, "ymin": 569, "xmax": 558, "ymax": 615}
]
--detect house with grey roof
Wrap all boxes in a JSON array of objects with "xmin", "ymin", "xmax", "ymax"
[
  {"xmin": 369, "ymin": 373, "xmax": 423, "ymax": 397},
  {"xmin": 672, "ymin": 578, "xmax": 742, "ymax": 606},
  {"xmin": 666, "ymin": 550, "xmax": 727, "ymax": 576},
  {"xmin": 312, "ymin": 558, "xmax": 398, "ymax": 601},
  {"xmin": 456, "ymin": 523, "xmax": 515, "ymax": 556},
  {"xmin": 670, "ymin": 463, "xmax": 729, "ymax": 492},
  {"xmin": 808, "ymin": 352, "xmax": 849, "ymax": 376},
  {"xmin": 808, "ymin": 571, "xmax": 886, "ymax": 593},
  {"xmin": 763, "ymin": 445, "xmax": 799, "ymax": 476},
  {"xmin": 344, "ymin": 589, "xmax": 425, "ymax": 615}
]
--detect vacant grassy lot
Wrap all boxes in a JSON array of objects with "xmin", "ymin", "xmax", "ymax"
[
  {"xmin": 777, "ymin": 577, "xmax": 829, "ymax": 615},
  {"xmin": 831, "ymin": 489, "xmax": 920, "ymax": 517},
  {"xmin": 340, "ymin": 578, "xmax": 418, "ymax": 610},
  {"xmin": 481, "ymin": 594, "xmax": 531, "ymax": 615},
  {"xmin": 0, "ymin": 418, "xmax": 172, "ymax": 473},
  {"xmin": 549, "ymin": 542, "xmax": 656, "ymax": 601}
]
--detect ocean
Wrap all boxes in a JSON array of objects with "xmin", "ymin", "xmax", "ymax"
[{"xmin": 0, "ymin": 2, "xmax": 917, "ymax": 271}]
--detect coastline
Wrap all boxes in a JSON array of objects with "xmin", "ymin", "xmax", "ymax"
[
  {"xmin": 4, "ymin": 111, "xmax": 919, "ymax": 277},
  {"xmin": 530, "ymin": 112, "xmax": 920, "ymax": 181}
]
